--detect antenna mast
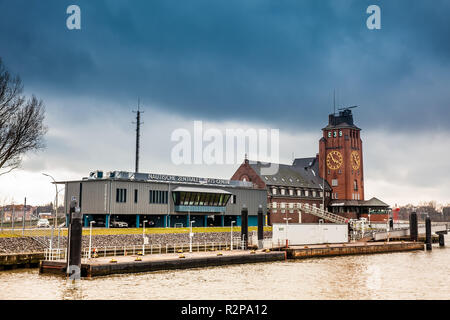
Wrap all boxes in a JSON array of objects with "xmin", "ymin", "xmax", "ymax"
[
  {"xmin": 133, "ymin": 98, "xmax": 144, "ymax": 173},
  {"xmin": 333, "ymin": 89, "xmax": 336, "ymax": 115}
]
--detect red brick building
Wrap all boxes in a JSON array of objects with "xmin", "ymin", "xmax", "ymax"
[
  {"xmin": 231, "ymin": 157, "xmax": 332, "ymax": 224},
  {"xmin": 231, "ymin": 108, "xmax": 390, "ymax": 225}
]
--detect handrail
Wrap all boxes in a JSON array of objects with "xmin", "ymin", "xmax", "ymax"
[{"xmin": 80, "ymin": 241, "xmax": 241, "ymax": 259}]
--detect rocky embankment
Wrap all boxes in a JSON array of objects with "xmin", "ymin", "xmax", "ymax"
[{"xmin": 0, "ymin": 231, "xmax": 272, "ymax": 254}]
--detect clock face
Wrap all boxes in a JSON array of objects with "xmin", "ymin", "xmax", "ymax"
[
  {"xmin": 351, "ymin": 151, "xmax": 360, "ymax": 170},
  {"xmin": 326, "ymin": 151, "xmax": 343, "ymax": 170}
]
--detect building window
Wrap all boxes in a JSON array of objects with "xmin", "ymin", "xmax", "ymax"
[
  {"xmin": 134, "ymin": 189, "xmax": 138, "ymax": 203},
  {"xmin": 305, "ymin": 190, "xmax": 309, "ymax": 197},
  {"xmin": 149, "ymin": 190, "xmax": 168, "ymax": 204},
  {"xmin": 354, "ymin": 180, "xmax": 358, "ymax": 191},
  {"xmin": 272, "ymin": 188, "xmax": 277, "ymax": 195},
  {"xmin": 230, "ymin": 195, "xmax": 237, "ymax": 204},
  {"xmin": 289, "ymin": 189, "xmax": 294, "ymax": 196},
  {"xmin": 116, "ymin": 188, "xmax": 127, "ymax": 203},
  {"xmin": 281, "ymin": 202, "xmax": 286, "ymax": 209},
  {"xmin": 272, "ymin": 202, "xmax": 277, "ymax": 209},
  {"xmin": 335, "ymin": 193, "xmax": 338, "ymax": 199},
  {"xmin": 332, "ymin": 179, "xmax": 338, "ymax": 187},
  {"xmin": 297, "ymin": 190, "xmax": 301, "ymax": 196},
  {"xmin": 312, "ymin": 191, "xmax": 317, "ymax": 197},
  {"xmin": 281, "ymin": 188, "xmax": 285, "ymax": 195}
]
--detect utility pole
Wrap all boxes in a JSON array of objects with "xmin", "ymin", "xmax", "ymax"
[{"xmin": 133, "ymin": 99, "xmax": 144, "ymax": 173}]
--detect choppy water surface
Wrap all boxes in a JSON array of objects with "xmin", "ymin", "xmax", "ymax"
[{"xmin": 1, "ymin": 246, "xmax": 449, "ymax": 300}]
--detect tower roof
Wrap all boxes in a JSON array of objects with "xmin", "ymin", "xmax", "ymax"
[{"xmin": 323, "ymin": 109, "xmax": 360, "ymax": 130}]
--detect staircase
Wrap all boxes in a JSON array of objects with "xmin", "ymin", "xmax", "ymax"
[{"xmin": 301, "ymin": 203, "xmax": 349, "ymax": 224}]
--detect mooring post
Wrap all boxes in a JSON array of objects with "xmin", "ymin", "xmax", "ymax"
[
  {"xmin": 241, "ymin": 205, "xmax": 248, "ymax": 250},
  {"xmin": 425, "ymin": 216, "xmax": 432, "ymax": 251},
  {"xmin": 257, "ymin": 205, "xmax": 264, "ymax": 249},
  {"xmin": 438, "ymin": 234, "xmax": 445, "ymax": 247},
  {"xmin": 66, "ymin": 198, "xmax": 82, "ymax": 279},
  {"xmin": 409, "ymin": 212, "xmax": 418, "ymax": 242}
]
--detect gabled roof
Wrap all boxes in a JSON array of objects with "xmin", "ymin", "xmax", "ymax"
[
  {"xmin": 330, "ymin": 197, "xmax": 389, "ymax": 208},
  {"xmin": 363, "ymin": 197, "xmax": 389, "ymax": 207},
  {"xmin": 248, "ymin": 158, "xmax": 331, "ymax": 191}
]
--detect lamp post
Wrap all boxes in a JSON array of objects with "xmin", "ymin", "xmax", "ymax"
[
  {"xmin": 231, "ymin": 221, "xmax": 235, "ymax": 251},
  {"xmin": 142, "ymin": 220, "xmax": 148, "ymax": 255},
  {"xmin": 88, "ymin": 221, "xmax": 95, "ymax": 259},
  {"xmin": 189, "ymin": 220, "xmax": 194, "ymax": 253},
  {"xmin": 42, "ymin": 173, "xmax": 59, "ymax": 228},
  {"xmin": 283, "ymin": 217, "xmax": 292, "ymax": 248}
]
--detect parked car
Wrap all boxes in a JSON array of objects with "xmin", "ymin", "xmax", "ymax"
[
  {"xmin": 96, "ymin": 220, "xmax": 105, "ymax": 227},
  {"xmin": 110, "ymin": 220, "xmax": 128, "ymax": 228},
  {"xmin": 37, "ymin": 219, "xmax": 50, "ymax": 228}
]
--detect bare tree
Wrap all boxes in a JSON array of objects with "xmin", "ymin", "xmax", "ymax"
[{"xmin": 0, "ymin": 58, "xmax": 47, "ymax": 175}]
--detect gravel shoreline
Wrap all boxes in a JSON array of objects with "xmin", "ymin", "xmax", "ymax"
[{"xmin": 0, "ymin": 231, "xmax": 272, "ymax": 254}]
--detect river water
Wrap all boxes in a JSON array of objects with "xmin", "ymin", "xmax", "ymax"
[{"xmin": 1, "ymin": 245, "xmax": 449, "ymax": 300}]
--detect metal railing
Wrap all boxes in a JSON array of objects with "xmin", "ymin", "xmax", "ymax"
[
  {"xmin": 81, "ymin": 241, "xmax": 244, "ymax": 260},
  {"xmin": 44, "ymin": 248, "xmax": 67, "ymax": 261},
  {"xmin": 301, "ymin": 203, "xmax": 349, "ymax": 224}
]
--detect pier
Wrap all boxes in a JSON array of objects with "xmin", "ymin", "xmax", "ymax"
[
  {"xmin": 284, "ymin": 241, "xmax": 424, "ymax": 259},
  {"xmin": 0, "ymin": 252, "xmax": 44, "ymax": 270},
  {"xmin": 39, "ymin": 250, "xmax": 286, "ymax": 278}
]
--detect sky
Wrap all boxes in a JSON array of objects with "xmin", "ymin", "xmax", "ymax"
[{"xmin": 0, "ymin": 0, "xmax": 449, "ymax": 207}]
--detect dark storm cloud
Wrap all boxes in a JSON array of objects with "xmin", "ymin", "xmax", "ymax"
[{"xmin": 0, "ymin": 0, "xmax": 449, "ymax": 132}]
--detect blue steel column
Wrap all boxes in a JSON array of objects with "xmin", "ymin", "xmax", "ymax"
[
  {"xmin": 186, "ymin": 215, "xmax": 189, "ymax": 228},
  {"xmin": 204, "ymin": 215, "xmax": 207, "ymax": 227},
  {"xmin": 105, "ymin": 214, "xmax": 110, "ymax": 228},
  {"xmin": 66, "ymin": 214, "xmax": 70, "ymax": 227},
  {"xmin": 221, "ymin": 215, "xmax": 224, "ymax": 227},
  {"xmin": 84, "ymin": 215, "xmax": 88, "ymax": 227},
  {"xmin": 136, "ymin": 214, "xmax": 140, "ymax": 228}
]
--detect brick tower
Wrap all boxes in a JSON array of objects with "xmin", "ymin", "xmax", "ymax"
[{"xmin": 318, "ymin": 108, "xmax": 364, "ymax": 202}]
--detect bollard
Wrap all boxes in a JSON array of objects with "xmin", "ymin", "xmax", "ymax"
[
  {"xmin": 66, "ymin": 199, "xmax": 82, "ymax": 279},
  {"xmin": 257, "ymin": 205, "xmax": 264, "ymax": 249},
  {"xmin": 409, "ymin": 212, "xmax": 418, "ymax": 242},
  {"xmin": 241, "ymin": 205, "xmax": 248, "ymax": 250},
  {"xmin": 438, "ymin": 234, "xmax": 445, "ymax": 247},
  {"xmin": 425, "ymin": 216, "xmax": 432, "ymax": 251}
]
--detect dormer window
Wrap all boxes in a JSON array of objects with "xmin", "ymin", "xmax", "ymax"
[
  {"xmin": 272, "ymin": 188, "xmax": 277, "ymax": 195},
  {"xmin": 281, "ymin": 188, "xmax": 286, "ymax": 195}
]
